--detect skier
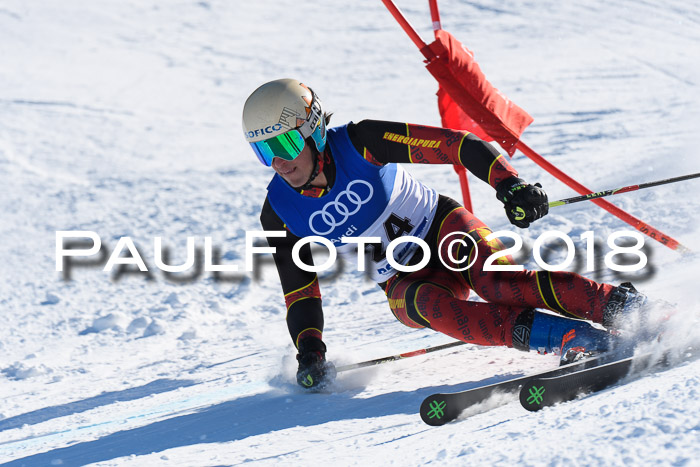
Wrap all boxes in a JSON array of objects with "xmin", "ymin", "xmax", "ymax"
[{"xmin": 243, "ymin": 79, "xmax": 648, "ymax": 389}]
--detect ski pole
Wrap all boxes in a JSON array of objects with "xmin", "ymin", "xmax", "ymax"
[
  {"xmin": 336, "ymin": 340, "xmax": 466, "ymax": 373},
  {"xmin": 549, "ymin": 172, "xmax": 700, "ymax": 208}
]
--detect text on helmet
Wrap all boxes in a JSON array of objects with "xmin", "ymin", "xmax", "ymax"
[{"xmin": 247, "ymin": 123, "xmax": 283, "ymax": 139}]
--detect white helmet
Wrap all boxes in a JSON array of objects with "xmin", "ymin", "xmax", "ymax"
[{"xmin": 242, "ymin": 79, "xmax": 327, "ymax": 166}]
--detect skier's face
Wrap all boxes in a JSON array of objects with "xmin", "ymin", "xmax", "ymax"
[{"xmin": 271, "ymin": 143, "xmax": 315, "ymax": 188}]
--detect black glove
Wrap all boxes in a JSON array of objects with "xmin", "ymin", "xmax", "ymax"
[
  {"xmin": 495, "ymin": 176, "xmax": 549, "ymax": 228},
  {"xmin": 296, "ymin": 337, "xmax": 336, "ymax": 389}
]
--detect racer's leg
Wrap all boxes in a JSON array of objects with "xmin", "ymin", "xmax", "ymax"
[
  {"xmin": 381, "ymin": 267, "xmax": 614, "ymax": 358},
  {"xmin": 435, "ymin": 203, "xmax": 615, "ymax": 324},
  {"xmin": 381, "ymin": 268, "xmax": 525, "ymax": 347}
]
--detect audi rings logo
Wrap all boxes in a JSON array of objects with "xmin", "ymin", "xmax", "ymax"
[{"xmin": 309, "ymin": 180, "xmax": 374, "ymax": 235}]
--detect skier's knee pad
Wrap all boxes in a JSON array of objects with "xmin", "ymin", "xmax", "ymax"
[{"xmin": 384, "ymin": 289, "xmax": 428, "ymax": 330}]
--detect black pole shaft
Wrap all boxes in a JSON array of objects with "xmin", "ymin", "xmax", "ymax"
[
  {"xmin": 549, "ymin": 172, "xmax": 700, "ymax": 207},
  {"xmin": 336, "ymin": 341, "xmax": 466, "ymax": 373}
]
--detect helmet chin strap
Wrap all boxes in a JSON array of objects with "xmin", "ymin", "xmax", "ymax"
[{"xmin": 299, "ymin": 146, "xmax": 323, "ymax": 190}]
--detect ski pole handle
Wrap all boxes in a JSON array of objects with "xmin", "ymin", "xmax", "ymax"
[
  {"xmin": 549, "ymin": 172, "xmax": 700, "ymax": 207},
  {"xmin": 336, "ymin": 341, "xmax": 466, "ymax": 373}
]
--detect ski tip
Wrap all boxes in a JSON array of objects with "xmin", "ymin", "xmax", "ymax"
[
  {"xmin": 520, "ymin": 381, "xmax": 547, "ymax": 412},
  {"xmin": 420, "ymin": 396, "xmax": 452, "ymax": 426}
]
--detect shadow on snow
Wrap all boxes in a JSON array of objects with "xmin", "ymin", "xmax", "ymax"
[
  {"xmin": 0, "ymin": 379, "xmax": 197, "ymax": 433},
  {"xmin": 5, "ymin": 373, "xmax": 521, "ymax": 466}
]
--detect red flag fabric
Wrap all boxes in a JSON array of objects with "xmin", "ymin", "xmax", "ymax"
[
  {"xmin": 437, "ymin": 88, "xmax": 491, "ymax": 141},
  {"xmin": 424, "ymin": 30, "xmax": 533, "ymax": 156}
]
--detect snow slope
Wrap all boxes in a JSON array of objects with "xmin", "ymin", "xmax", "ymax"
[{"xmin": 1, "ymin": 0, "xmax": 699, "ymax": 465}]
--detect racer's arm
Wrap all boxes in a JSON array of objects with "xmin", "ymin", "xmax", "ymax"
[
  {"xmin": 347, "ymin": 119, "xmax": 518, "ymax": 188},
  {"xmin": 347, "ymin": 119, "xmax": 548, "ymax": 227},
  {"xmin": 260, "ymin": 197, "xmax": 324, "ymax": 348}
]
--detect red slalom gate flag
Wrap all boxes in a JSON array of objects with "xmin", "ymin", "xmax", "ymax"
[
  {"xmin": 437, "ymin": 88, "xmax": 490, "ymax": 141},
  {"xmin": 425, "ymin": 30, "xmax": 533, "ymax": 156},
  {"xmin": 380, "ymin": 0, "xmax": 688, "ymax": 252}
]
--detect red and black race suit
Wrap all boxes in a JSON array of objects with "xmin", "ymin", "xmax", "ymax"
[{"xmin": 259, "ymin": 120, "xmax": 614, "ymax": 349}]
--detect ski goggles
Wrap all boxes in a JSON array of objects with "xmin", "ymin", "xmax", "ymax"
[{"xmin": 250, "ymin": 129, "xmax": 306, "ymax": 167}]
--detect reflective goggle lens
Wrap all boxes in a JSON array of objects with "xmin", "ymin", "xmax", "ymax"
[{"xmin": 250, "ymin": 130, "xmax": 305, "ymax": 166}]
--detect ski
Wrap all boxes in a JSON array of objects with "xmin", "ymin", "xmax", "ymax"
[
  {"xmin": 419, "ymin": 352, "xmax": 616, "ymax": 426},
  {"xmin": 519, "ymin": 347, "xmax": 695, "ymax": 411}
]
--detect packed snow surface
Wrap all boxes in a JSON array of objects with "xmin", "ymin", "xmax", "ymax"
[{"xmin": 1, "ymin": 1, "xmax": 699, "ymax": 465}]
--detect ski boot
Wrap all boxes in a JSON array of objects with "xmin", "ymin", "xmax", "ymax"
[
  {"xmin": 602, "ymin": 282, "xmax": 648, "ymax": 330},
  {"xmin": 513, "ymin": 309, "xmax": 618, "ymax": 366},
  {"xmin": 296, "ymin": 337, "xmax": 336, "ymax": 390},
  {"xmin": 604, "ymin": 282, "xmax": 678, "ymax": 344}
]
